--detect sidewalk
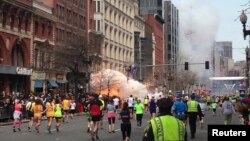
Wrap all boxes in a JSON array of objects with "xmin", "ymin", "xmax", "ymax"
[{"xmin": 0, "ymin": 113, "xmax": 85, "ymax": 126}]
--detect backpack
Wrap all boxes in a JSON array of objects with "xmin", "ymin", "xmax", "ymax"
[
  {"xmin": 25, "ymin": 102, "xmax": 33, "ymax": 111},
  {"xmin": 90, "ymin": 104, "xmax": 101, "ymax": 116},
  {"xmin": 223, "ymin": 103, "xmax": 233, "ymax": 115}
]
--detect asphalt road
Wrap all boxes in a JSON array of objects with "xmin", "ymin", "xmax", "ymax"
[{"xmin": 0, "ymin": 107, "xmax": 242, "ymax": 141}]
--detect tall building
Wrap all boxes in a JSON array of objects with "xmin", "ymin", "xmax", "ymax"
[
  {"xmin": 94, "ymin": 0, "xmax": 135, "ymax": 71},
  {"xmin": 163, "ymin": 1, "xmax": 179, "ymax": 68},
  {"xmin": 134, "ymin": 1, "xmax": 145, "ymax": 81},
  {"xmin": 144, "ymin": 15, "xmax": 164, "ymax": 65},
  {"xmin": 142, "ymin": 23, "xmax": 155, "ymax": 84},
  {"xmin": 144, "ymin": 14, "xmax": 164, "ymax": 86},
  {"xmin": 138, "ymin": 0, "xmax": 179, "ymax": 89},
  {"xmin": 139, "ymin": 0, "xmax": 163, "ymax": 16},
  {"xmin": 216, "ymin": 41, "xmax": 233, "ymax": 59},
  {"xmin": 213, "ymin": 41, "xmax": 234, "ymax": 77},
  {"xmin": 0, "ymin": 0, "xmax": 33, "ymax": 94}
]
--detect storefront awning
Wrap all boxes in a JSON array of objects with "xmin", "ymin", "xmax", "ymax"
[
  {"xmin": 48, "ymin": 80, "xmax": 58, "ymax": 88},
  {"xmin": 56, "ymin": 80, "xmax": 68, "ymax": 84},
  {"xmin": 34, "ymin": 80, "xmax": 43, "ymax": 88}
]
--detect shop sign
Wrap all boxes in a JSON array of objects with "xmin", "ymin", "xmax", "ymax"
[
  {"xmin": 16, "ymin": 67, "xmax": 33, "ymax": 75},
  {"xmin": 36, "ymin": 73, "xmax": 45, "ymax": 79}
]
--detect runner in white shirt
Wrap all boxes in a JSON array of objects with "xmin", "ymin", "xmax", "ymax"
[
  {"xmin": 127, "ymin": 95, "xmax": 134, "ymax": 115},
  {"xmin": 113, "ymin": 97, "xmax": 120, "ymax": 110},
  {"xmin": 70, "ymin": 100, "xmax": 76, "ymax": 119}
]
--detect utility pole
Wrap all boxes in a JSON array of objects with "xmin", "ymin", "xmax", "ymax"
[{"xmin": 246, "ymin": 46, "xmax": 249, "ymax": 89}]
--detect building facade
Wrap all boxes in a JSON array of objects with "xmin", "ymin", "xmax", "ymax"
[
  {"xmin": 94, "ymin": 0, "xmax": 135, "ymax": 71},
  {"xmin": 0, "ymin": 0, "xmax": 33, "ymax": 95},
  {"xmin": 163, "ymin": 1, "xmax": 179, "ymax": 68},
  {"xmin": 134, "ymin": 1, "xmax": 145, "ymax": 81},
  {"xmin": 139, "ymin": 0, "xmax": 163, "ymax": 16},
  {"xmin": 31, "ymin": 0, "xmax": 57, "ymax": 93},
  {"xmin": 144, "ymin": 14, "xmax": 164, "ymax": 65},
  {"xmin": 53, "ymin": 0, "xmax": 88, "ymax": 93},
  {"xmin": 213, "ymin": 41, "xmax": 234, "ymax": 77},
  {"xmin": 144, "ymin": 14, "xmax": 164, "ymax": 86},
  {"xmin": 142, "ymin": 23, "xmax": 155, "ymax": 84}
]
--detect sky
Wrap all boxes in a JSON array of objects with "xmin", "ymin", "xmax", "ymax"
[{"xmin": 171, "ymin": 0, "xmax": 250, "ymax": 62}]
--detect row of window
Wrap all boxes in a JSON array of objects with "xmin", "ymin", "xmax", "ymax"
[
  {"xmin": 105, "ymin": 24, "xmax": 133, "ymax": 48},
  {"xmin": 106, "ymin": 0, "xmax": 134, "ymax": 17},
  {"xmin": 140, "ymin": 0, "xmax": 161, "ymax": 7},
  {"xmin": 34, "ymin": 21, "xmax": 53, "ymax": 38},
  {"xmin": 104, "ymin": 7, "xmax": 133, "ymax": 31},
  {"xmin": 103, "ymin": 62, "xmax": 129, "ymax": 71},
  {"xmin": 1, "ymin": 12, "xmax": 29, "ymax": 33},
  {"xmin": 104, "ymin": 43, "xmax": 132, "ymax": 62},
  {"xmin": 56, "ymin": 28, "xmax": 79, "ymax": 43},
  {"xmin": 56, "ymin": 4, "xmax": 86, "ymax": 29},
  {"xmin": 64, "ymin": 0, "xmax": 85, "ymax": 8}
]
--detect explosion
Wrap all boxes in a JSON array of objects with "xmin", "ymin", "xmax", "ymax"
[{"xmin": 90, "ymin": 69, "xmax": 148, "ymax": 99}]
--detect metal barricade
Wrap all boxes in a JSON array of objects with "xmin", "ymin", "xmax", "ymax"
[{"xmin": 0, "ymin": 107, "xmax": 10, "ymax": 120}]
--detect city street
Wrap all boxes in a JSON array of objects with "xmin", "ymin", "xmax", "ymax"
[{"xmin": 0, "ymin": 108, "xmax": 241, "ymax": 141}]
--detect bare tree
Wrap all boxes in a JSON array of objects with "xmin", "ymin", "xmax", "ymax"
[
  {"xmin": 53, "ymin": 32, "xmax": 104, "ymax": 95},
  {"xmin": 91, "ymin": 70, "xmax": 121, "ymax": 97},
  {"xmin": 174, "ymin": 70, "xmax": 198, "ymax": 93}
]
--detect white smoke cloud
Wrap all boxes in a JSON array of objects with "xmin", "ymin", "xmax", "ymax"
[{"xmin": 174, "ymin": 0, "xmax": 219, "ymax": 80}]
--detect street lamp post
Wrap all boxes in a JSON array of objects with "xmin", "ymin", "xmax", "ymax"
[
  {"xmin": 245, "ymin": 47, "xmax": 250, "ymax": 89},
  {"xmin": 240, "ymin": 11, "xmax": 250, "ymax": 89},
  {"xmin": 240, "ymin": 11, "xmax": 250, "ymax": 40}
]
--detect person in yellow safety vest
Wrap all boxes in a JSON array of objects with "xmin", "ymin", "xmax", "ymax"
[
  {"xmin": 143, "ymin": 97, "xmax": 187, "ymax": 141},
  {"xmin": 187, "ymin": 93, "xmax": 202, "ymax": 139}
]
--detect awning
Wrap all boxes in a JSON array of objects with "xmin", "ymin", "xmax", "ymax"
[
  {"xmin": 34, "ymin": 80, "xmax": 43, "ymax": 88},
  {"xmin": 48, "ymin": 80, "xmax": 58, "ymax": 88},
  {"xmin": 56, "ymin": 80, "xmax": 68, "ymax": 84}
]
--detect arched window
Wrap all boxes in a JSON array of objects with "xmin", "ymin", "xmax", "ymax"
[{"xmin": 11, "ymin": 40, "xmax": 24, "ymax": 66}]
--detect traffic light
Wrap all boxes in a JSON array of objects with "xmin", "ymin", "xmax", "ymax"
[
  {"xmin": 205, "ymin": 61, "xmax": 209, "ymax": 69},
  {"xmin": 184, "ymin": 62, "xmax": 188, "ymax": 70}
]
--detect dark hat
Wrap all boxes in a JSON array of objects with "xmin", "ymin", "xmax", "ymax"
[
  {"xmin": 191, "ymin": 93, "xmax": 196, "ymax": 99},
  {"xmin": 157, "ymin": 98, "xmax": 173, "ymax": 110},
  {"xmin": 176, "ymin": 91, "xmax": 182, "ymax": 99}
]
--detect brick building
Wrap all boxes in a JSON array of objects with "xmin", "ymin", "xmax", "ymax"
[
  {"xmin": 144, "ymin": 14, "xmax": 164, "ymax": 65},
  {"xmin": 0, "ymin": 0, "xmax": 102, "ymax": 95},
  {"xmin": 0, "ymin": 0, "xmax": 33, "ymax": 95},
  {"xmin": 31, "ymin": 0, "xmax": 57, "ymax": 93}
]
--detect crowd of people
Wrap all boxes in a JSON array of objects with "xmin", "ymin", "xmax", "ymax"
[{"xmin": 1, "ymin": 90, "xmax": 250, "ymax": 141}]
